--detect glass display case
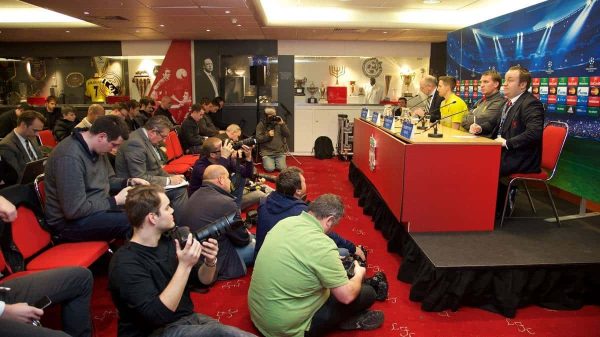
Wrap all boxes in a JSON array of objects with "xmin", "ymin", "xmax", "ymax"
[{"xmin": 220, "ymin": 55, "xmax": 278, "ymax": 103}]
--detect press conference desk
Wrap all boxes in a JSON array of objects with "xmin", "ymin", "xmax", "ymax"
[{"xmin": 352, "ymin": 118, "xmax": 501, "ymax": 232}]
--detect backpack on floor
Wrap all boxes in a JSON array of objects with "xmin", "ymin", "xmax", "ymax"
[{"xmin": 313, "ymin": 136, "xmax": 334, "ymax": 159}]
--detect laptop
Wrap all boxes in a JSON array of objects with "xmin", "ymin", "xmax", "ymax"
[{"xmin": 19, "ymin": 158, "xmax": 46, "ymax": 184}]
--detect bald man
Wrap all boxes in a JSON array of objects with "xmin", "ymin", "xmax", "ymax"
[
  {"xmin": 75, "ymin": 104, "xmax": 105, "ymax": 130},
  {"xmin": 180, "ymin": 165, "xmax": 255, "ymax": 280}
]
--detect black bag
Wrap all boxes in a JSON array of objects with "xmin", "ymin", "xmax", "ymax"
[{"xmin": 313, "ymin": 136, "xmax": 334, "ymax": 159}]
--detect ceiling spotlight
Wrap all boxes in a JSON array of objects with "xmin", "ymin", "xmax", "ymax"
[
  {"xmin": 160, "ymin": 24, "xmax": 165, "ymax": 27},
  {"xmin": 206, "ymin": 29, "xmax": 211, "ymax": 32},
  {"xmin": 84, "ymin": 11, "xmax": 90, "ymax": 15},
  {"xmin": 383, "ymin": 31, "xmax": 388, "ymax": 34},
  {"xmin": 231, "ymin": 18, "xmax": 238, "ymax": 24},
  {"xmin": 65, "ymin": 30, "xmax": 70, "ymax": 33},
  {"xmin": 237, "ymin": 24, "xmax": 242, "ymax": 27},
  {"xmin": 135, "ymin": 30, "xmax": 140, "ymax": 33},
  {"xmin": 423, "ymin": 0, "xmax": 441, "ymax": 4},
  {"xmin": 225, "ymin": 10, "xmax": 231, "ymax": 14}
]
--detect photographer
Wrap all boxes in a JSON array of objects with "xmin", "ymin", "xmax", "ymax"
[
  {"xmin": 249, "ymin": 194, "xmax": 383, "ymax": 337},
  {"xmin": 181, "ymin": 165, "xmax": 255, "ymax": 280},
  {"xmin": 256, "ymin": 107, "xmax": 289, "ymax": 172},
  {"xmin": 109, "ymin": 185, "xmax": 255, "ymax": 337}
]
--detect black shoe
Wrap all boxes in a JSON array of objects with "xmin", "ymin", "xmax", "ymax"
[
  {"xmin": 366, "ymin": 271, "xmax": 388, "ymax": 301},
  {"xmin": 339, "ymin": 310, "xmax": 384, "ymax": 330}
]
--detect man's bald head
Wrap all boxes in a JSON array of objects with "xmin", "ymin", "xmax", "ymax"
[{"xmin": 203, "ymin": 165, "xmax": 228, "ymax": 181}]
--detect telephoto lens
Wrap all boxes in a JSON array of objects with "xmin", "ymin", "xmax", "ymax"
[
  {"xmin": 169, "ymin": 212, "xmax": 244, "ymax": 248},
  {"xmin": 232, "ymin": 137, "xmax": 258, "ymax": 150}
]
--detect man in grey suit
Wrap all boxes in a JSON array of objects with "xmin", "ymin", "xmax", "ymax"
[
  {"xmin": 115, "ymin": 115, "xmax": 188, "ymax": 223},
  {"xmin": 0, "ymin": 110, "xmax": 45, "ymax": 186}
]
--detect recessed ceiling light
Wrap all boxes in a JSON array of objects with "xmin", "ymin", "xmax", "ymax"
[
  {"xmin": 135, "ymin": 30, "xmax": 140, "ymax": 33},
  {"xmin": 84, "ymin": 11, "xmax": 90, "ymax": 15},
  {"xmin": 383, "ymin": 31, "xmax": 388, "ymax": 34},
  {"xmin": 159, "ymin": 24, "xmax": 165, "ymax": 27},
  {"xmin": 65, "ymin": 30, "xmax": 70, "ymax": 33},
  {"xmin": 206, "ymin": 29, "xmax": 211, "ymax": 32},
  {"xmin": 423, "ymin": 0, "xmax": 441, "ymax": 4},
  {"xmin": 237, "ymin": 24, "xmax": 242, "ymax": 27},
  {"xmin": 225, "ymin": 10, "xmax": 231, "ymax": 14}
]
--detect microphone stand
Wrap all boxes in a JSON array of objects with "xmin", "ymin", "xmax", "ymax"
[
  {"xmin": 416, "ymin": 100, "xmax": 457, "ymax": 130},
  {"xmin": 417, "ymin": 108, "xmax": 470, "ymax": 138}
]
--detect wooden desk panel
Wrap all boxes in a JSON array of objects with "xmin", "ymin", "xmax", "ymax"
[{"xmin": 353, "ymin": 118, "xmax": 501, "ymax": 232}]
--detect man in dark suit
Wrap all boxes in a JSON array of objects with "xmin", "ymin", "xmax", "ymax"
[
  {"xmin": 180, "ymin": 103, "xmax": 206, "ymax": 154},
  {"xmin": 115, "ymin": 115, "xmax": 188, "ymax": 223},
  {"xmin": 0, "ymin": 102, "xmax": 32, "ymax": 138},
  {"xmin": 198, "ymin": 58, "xmax": 219, "ymax": 100},
  {"xmin": 154, "ymin": 96, "xmax": 177, "ymax": 125},
  {"xmin": 413, "ymin": 75, "xmax": 444, "ymax": 122},
  {"xmin": 0, "ymin": 110, "xmax": 45, "ymax": 185},
  {"xmin": 492, "ymin": 65, "xmax": 544, "ymax": 177}
]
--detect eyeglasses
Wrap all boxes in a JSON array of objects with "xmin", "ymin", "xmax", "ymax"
[
  {"xmin": 153, "ymin": 129, "xmax": 169, "ymax": 140},
  {"xmin": 211, "ymin": 150, "xmax": 221, "ymax": 154}
]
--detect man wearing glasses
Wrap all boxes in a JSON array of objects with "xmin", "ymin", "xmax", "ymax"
[
  {"xmin": 0, "ymin": 110, "xmax": 46, "ymax": 186},
  {"xmin": 115, "ymin": 115, "xmax": 188, "ymax": 223}
]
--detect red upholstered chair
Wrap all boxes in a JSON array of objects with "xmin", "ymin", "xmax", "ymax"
[
  {"xmin": 0, "ymin": 249, "xmax": 37, "ymax": 282},
  {"xmin": 499, "ymin": 121, "xmax": 569, "ymax": 228},
  {"xmin": 11, "ymin": 206, "xmax": 109, "ymax": 271},
  {"xmin": 34, "ymin": 173, "xmax": 46, "ymax": 211},
  {"xmin": 37, "ymin": 129, "xmax": 58, "ymax": 147},
  {"xmin": 169, "ymin": 131, "xmax": 198, "ymax": 166}
]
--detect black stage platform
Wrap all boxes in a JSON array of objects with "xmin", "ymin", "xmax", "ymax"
[{"xmin": 349, "ymin": 162, "xmax": 600, "ymax": 318}]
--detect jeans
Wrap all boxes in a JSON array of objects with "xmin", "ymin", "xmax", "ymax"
[
  {"xmin": 153, "ymin": 313, "xmax": 257, "ymax": 337},
  {"xmin": 58, "ymin": 210, "xmax": 131, "ymax": 242},
  {"xmin": 305, "ymin": 284, "xmax": 377, "ymax": 337},
  {"xmin": 0, "ymin": 267, "xmax": 93, "ymax": 337},
  {"xmin": 262, "ymin": 154, "xmax": 287, "ymax": 172},
  {"xmin": 235, "ymin": 235, "xmax": 256, "ymax": 267}
]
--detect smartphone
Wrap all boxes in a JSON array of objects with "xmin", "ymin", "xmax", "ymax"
[{"xmin": 33, "ymin": 296, "xmax": 52, "ymax": 309}]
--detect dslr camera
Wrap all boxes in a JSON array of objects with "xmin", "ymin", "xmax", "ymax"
[
  {"xmin": 168, "ymin": 212, "xmax": 244, "ymax": 248},
  {"xmin": 340, "ymin": 250, "xmax": 388, "ymax": 301},
  {"xmin": 232, "ymin": 137, "xmax": 257, "ymax": 150}
]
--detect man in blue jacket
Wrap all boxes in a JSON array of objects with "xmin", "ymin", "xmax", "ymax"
[{"xmin": 255, "ymin": 167, "xmax": 365, "ymax": 260}]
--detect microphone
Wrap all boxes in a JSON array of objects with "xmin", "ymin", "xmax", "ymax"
[
  {"xmin": 395, "ymin": 95, "xmax": 432, "ymax": 117},
  {"xmin": 416, "ymin": 101, "xmax": 456, "ymax": 130},
  {"xmin": 416, "ymin": 107, "xmax": 470, "ymax": 138}
]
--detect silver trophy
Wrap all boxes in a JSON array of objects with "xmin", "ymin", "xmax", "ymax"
[
  {"xmin": 306, "ymin": 82, "xmax": 319, "ymax": 104},
  {"xmin": 294, "ymin": 77, "xmax": 307, "ymax": 96}
]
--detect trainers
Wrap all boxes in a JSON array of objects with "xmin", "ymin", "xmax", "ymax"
[
  {"xmin": 339, "ymin": 310, "xmax": 384, "ymax": 330},
  {"xmin": 366, "ymin": 271, "xmax": 389, "ymax": 301}
]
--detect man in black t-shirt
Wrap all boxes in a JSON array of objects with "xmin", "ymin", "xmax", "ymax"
[{"xmin": 108, "ymin": 185, "xmax": 256, "ymax": 337}]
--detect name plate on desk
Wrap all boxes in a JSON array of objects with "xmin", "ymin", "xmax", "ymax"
[
  {"xmin": 400, "ymin": 121, "xmax": 414, "ymax": 139},
  {"xmin": 382, "ymin": 115, "xmax": 395, "ymax": 130},
  {"xmin": 360, "ymin": 107, "xmax": 369, "ymax": 119},
  {"xmin": 371, "ymin": 111, "xmax": 380, "ymax": 125}
]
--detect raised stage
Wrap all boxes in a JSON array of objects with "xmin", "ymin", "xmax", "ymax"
[{"xmin": 349, "ymin": 161, "xmax": 600, "ymax": 318}]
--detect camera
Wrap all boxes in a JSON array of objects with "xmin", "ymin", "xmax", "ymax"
[
  {"xmin": 232, "ymin": 137, "xmax": 257, "ymax": 150},
  {"xmin": 266, "ymin": 115, "xmax": 282, "ymax": 128},
  {"xmin": 341, "ymin": 253, "xmax": 389, "ymax": 301},
  {"xmin": 341, "ymin": 254, "xmax": 366, "ymax": 278},
  {"xmin": 168, "ymin": 212, "xmax": 244, "ymax": 248}
]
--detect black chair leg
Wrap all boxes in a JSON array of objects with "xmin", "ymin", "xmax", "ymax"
[{"xmin": 545, "ymin": 182, "xmax": 561, "ymax": 227}]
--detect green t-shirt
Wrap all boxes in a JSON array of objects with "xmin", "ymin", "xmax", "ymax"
[{"xmin": 248, "ymin": 211, "xmax": 349, "ymax": 337}]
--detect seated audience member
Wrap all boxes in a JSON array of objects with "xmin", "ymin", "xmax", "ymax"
[
  {"xmin": 249, "ymin": 194, "xmax": 383, "ymax": 337},
  {"xmin": 0, "ymin": 196, "xmax": 94, "ymax": 337},
  {"xmin": 463, "ymin": 70, "xmax": 506, "ymax": 138},
  {"xmin": 198, "ymin": 97, "xmax": 221, "ymax": 137},
  {"xmin": 398, "ymin": 97, "xmax": 408, "ymax": 108},
  {"xmin": 212, "ymin": 97, "xmax": 228, "ymax": 129},
  {"xmin": 125, "ymin": 100, "xmax": 143, "ymax": 131},
  {"xmin": 115, "ymin": 116, "xmax": 188, "ymax": 223},
  {"xmin": 109, "ymin": 103, "xmax": 128, "ymax": 120},
  {"xmin": 75, "ymin": 104, "xmax": 105, "ymax": 130},
  {"xmin": 53, "ymin": 105, "xmax": 78, "ymax": 142},
  {"xmin": 139, "ymin": 97, "xmax": 155, "ymax": 121},
  {"xmin": 0, "ymin": 111, "xmax": 45, "ymax": 185},
  {"xmin": 180, "ymin": 165, "xmax": 254, "ymax": 280},
  {"xmin": 0, "ymin": 102, "xmax": 32, "ymax": 138},
  {"xmin": 109, "ymin": 185, "xmax": 256, "ymax": 337},
  {"xmin": 256, "ymin": 107, "xmax": 289, "ymax": 172},
  {"xmin": 41, "ymin": 95, "xmax": 59, "ymax": 130},
  {"xmin": 180, "ymin": 103, "xmax": 206, "ymax": 154},
  {"xmin": 44, "ymin": 115, "xmax": 148, "ymax": 242},
  {"xmin": 255, "ymin": 167, "xmax": 364, "ymax": 260},
  {"xmin": 437, "ymin": 76, "xmax": 468, "ymax": 130},
  {"xmin": 155, "ymin": 96, "xmax": 177, "ymax": 125}
]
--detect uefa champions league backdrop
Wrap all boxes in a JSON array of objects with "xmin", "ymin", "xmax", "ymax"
[{"xmin": 447, "ymin": 0, "xmax": 600, "ymax": 140}]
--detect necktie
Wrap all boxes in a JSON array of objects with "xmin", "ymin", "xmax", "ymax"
[
  {"xmin": 496, "ymin": 100, "xmax": 513, "ymax": 137},
  {"xmin": 425, "ymin": 95, "xmax": 432, "ymax": 113},
  {"xmin": 25, "ymin": 139, "xmax": 37, "ymax": 162}
]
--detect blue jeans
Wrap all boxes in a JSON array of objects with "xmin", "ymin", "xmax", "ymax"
[
  {"xmin": 235, "ymin": 235, "xmax": 256, "ymax": 267},
  {"xmin": 262, "ymin": 154, "xmax": 287, "ymax": 172},
  {"xmin": 58, "ymin": 210, "xmax": 131, "ymax": 242},
  {"xmin": 153, "ymin": 313, "xmax": 256, "ymax": 337}
]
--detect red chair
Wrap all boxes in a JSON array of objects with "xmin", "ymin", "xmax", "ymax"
[
  {"xmin": 11, "ymin": 206, "xmax": 109, "ymax": 271},
  {"xmin": 169, "ymin": 131, "xmax": 198, "ymax": 166},
  {"xmin": 38, "ymin": 129, "xmax": 58, "ymax": 147},
  {"xmin": 500, "ymin": 121, "xmax": 569, "ymax": 228},
  {"xmin": 34, "ymin": 173, "xmax": 46, "ymax": 210},
  {"xmin": 0, "ymin": 249, "xmax": 37, "ymax": 282}
]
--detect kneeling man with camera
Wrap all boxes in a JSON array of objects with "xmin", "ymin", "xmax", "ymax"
[
  {"xmin": 256, "ymin": 107, "xmax": 289, "ymax": 172},
  {"xmin": 249, "ymin": 194, "xmax": 384, "ymax": 337},
  {"xmin": 108, "ymin": 185, "xmax": 256, "ymax": 337}
]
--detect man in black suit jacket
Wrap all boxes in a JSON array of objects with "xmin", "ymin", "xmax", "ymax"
[
  {"xmin": 0, "ymin": 111, "xmax": 45, "ymax": 185},
  {"xmin": 492, "ymin": 66, "xmax": 544, "ymax": 177},
  {"xmin": 180, "ymin": 103, "xmax": 206, "ymax": 154},
  {"xmin": 413, "ymin": 75, "xmax": 444, "ymax": 122},
  {"xmin": 0, "ymin": 102, "xmax": 32, "ymax": 138}
]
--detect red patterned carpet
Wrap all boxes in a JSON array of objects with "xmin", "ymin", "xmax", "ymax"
[{"xmin": 89, "ymin": 156, "xmax": 600, "ymax": 337}]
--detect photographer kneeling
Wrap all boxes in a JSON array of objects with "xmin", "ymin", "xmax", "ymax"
[
  {"xmin": 249, "ymin": 194, "xmax": 384, "ymax": 337},
  {"xmin": 109, "ymin": 185, "xmax": 256, "ymax": 337},
  {"xmin": 256, "ymin": 107, "xmax": 289, "ymax": 172}
]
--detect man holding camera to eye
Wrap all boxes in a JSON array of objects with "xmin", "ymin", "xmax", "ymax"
[
  {"xmin": 109, "ymin": 185, "xmax": 256, "ymax": 337},
  {"xmin": 249, "ymin": 194, "xmax": 383, "ymax": 337},
  {"xmin": 256, "ymin": 107, "xmax": 289, "ymax": 172}
]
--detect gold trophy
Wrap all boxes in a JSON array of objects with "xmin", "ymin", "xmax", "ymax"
[
  {"xmin": 329, "ymin": 65, "xmax": 345, "ymax": 85},
  {"xmin": 401, "ymin": 73, "xmax": 415, "ymax": 94},
  {"xmin": 306, "ymin": 82, "xmax": 319, "ymax": 104},
  {"xmin": 319, "ymin": 82, "xmax": 327, "ymax": 103},
  {"xmin": 132, "ymin": 70, "xmax": 151, "ymax": 97},
  {"xmin": 294, "ymin": 77, "xmax": 307, "ymax": 96},
  {"xmin": 349, "ymin": 81, "xmax": 356, "ymax": 95}
]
